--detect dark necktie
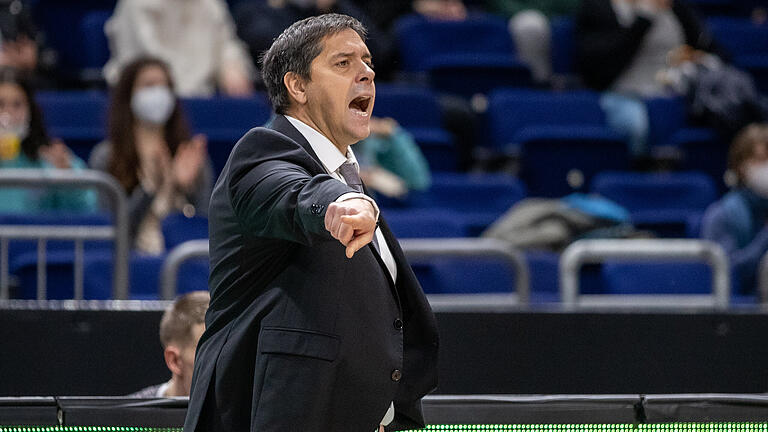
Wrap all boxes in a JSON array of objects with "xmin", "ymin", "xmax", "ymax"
[{"xmin": 338, "ymin": 161, "xmax": 380, "ymax": 252}]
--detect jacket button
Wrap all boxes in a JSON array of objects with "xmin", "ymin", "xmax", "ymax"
[
  {"xmin": 393, "ymin": 319, "xmax": 403, "ymax": 330},
  {"xmin": 391, "ymin": 369, "xmax": 402, "ymax": 382},
  {"xmin": 310, "ymin": 204, "xmax": 324, "ymax": 215}
]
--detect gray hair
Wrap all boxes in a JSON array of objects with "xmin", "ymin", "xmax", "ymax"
[{"xmin": 261, "ymin": 13, "xmax": 367, "ymax": 114}]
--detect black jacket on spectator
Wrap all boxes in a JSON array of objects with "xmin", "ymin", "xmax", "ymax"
[{"xmin": 575, "ymin": 0, "xmax": 723, "ymax": 91}]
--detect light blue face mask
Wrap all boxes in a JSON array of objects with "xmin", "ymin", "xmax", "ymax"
[{"xmin": 131, "ymin": 85, "xmax": 176, "ymax": 126}]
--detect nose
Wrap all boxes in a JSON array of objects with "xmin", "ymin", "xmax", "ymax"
[{"xmin": 358, "ymin": 61, "xmax": 375, "ymax": 83}]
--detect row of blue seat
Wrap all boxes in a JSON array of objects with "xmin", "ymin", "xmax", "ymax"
[
  {"xmin": 36, "ymin": 86, "xmax": 731, "ymax": 197},
  {"xmin": 2, "ymin": 168, "xmax": 723, "ymax": 299},
  {"xmin": 8, "ymin": 246, "xmax": 733, "ymax": 301}
]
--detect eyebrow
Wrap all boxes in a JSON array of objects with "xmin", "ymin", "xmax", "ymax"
[{"xmin": 331, "ymin": 51, "xmax": 373, "ymax": 61}]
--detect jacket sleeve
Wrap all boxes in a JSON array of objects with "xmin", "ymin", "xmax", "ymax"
[
  {"xmin": 701, "ymin": 199, "xmax": 768, "ymax": 292},
  {"xmin": 575, "ymin": 0, "xmax": 653, "ymax": 90},
  {"xmin": 228, "ymin": 129, "xmax": 357, "ymax": 245}
]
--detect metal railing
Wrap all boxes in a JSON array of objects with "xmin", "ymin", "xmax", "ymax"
[
  {"xmin": 159, "ymin": 238, "xmax": 530, "ymax": 308},
  {"xmin": 0, "ymin": 169, "xmax": 130, "ymax": 300},
  {"xmin": 400, "ymin": 238, "xmax": 529, "ymax": 311},
  {"xmin": 160, "ymin": 239, "xmax": 209, "ymax": 300},
  {"xmin": 559, "ymin": 239, "xmax": 730, "ymax": 309}
]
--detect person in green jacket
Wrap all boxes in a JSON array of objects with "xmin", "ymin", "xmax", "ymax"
[{"xmin": 0, "ymin": 67, "xmax": 96, "ymax": 213}]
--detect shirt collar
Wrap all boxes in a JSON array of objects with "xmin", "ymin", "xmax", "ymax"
[{"xmin": 284, "ymin": 115, "xmax": 358, "ymax": 174}]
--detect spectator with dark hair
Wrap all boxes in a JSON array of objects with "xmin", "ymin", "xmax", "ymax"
[
  {"xmin": 702, "ymin": 123, "xmax": 768, "ymax": 293},
  {"xmin": 89, "ymin": 57, "xmax": 212, "ymax": 254},
  {"xmin": 0, "ymin": 0, "xmax": 54, "ymax": 88},
  {"xmin": 129, "ymin": 291, "xmax": 210, "ymax": 398},
  {"xmin": 104, "ymin": 0, "xmax": 255, "ymax": 97},
  {"xmin": 0, "ymin": 67, "xmax": 95, "ymax": 213},
  {"xmin": 575, "ymin": 0, "xmax": 723, "ymax": 158}
]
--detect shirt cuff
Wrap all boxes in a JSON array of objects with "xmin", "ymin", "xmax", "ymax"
[{"xmin": 336, "ymin": 192, "xmax": 380, "ymax": 221}]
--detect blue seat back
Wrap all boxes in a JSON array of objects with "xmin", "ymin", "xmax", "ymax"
[
  {"xmin": 602, "ymin": 261, "xmax": 713, "ymax": 294},
  {"xmin": 488, "ymin": 89, "xmax": 606, "ymax": 151},
  {"xmin": 162, "ymin": 213, "xmax": 208, "ymax": 251},
  {"xmin": 182, "ymin": 95, "xmax": 272, "ymax": 176},
  {"xmin": 708, "ymin": 17, "xmax": 768, "ymax": 57},
  {"xmin": 383, "ymin": 209, "xmax": 467, "ymax": 238},
  {"xmin": 411, "ymin": 256, "xmax": 517, "ymax": 294},
  {"xmin": 591, "ymin": 171, "xmax": 717, "ymax": 213},
  {"xmin": 36, "ymin": 91, "xmax": 108, "ymax": 160},
  {"xmin": 373, "ymin": 84, "xmax": 443, "ymax": 129},
  {"xmin": 550, "ymin": 17, "xmax": 575, "ymax": 75},
  {"xmin": 394, "ymin": 13, "xmax": 516, "ymax": 72}
]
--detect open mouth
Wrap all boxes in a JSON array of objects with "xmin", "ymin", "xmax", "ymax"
[{"xmin": 349, "ymin": 96, "xmax": 371, "ymax": 116}]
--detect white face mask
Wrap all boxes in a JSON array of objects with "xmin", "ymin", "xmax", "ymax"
[
  {"xmin": 131, "ymin": 85, "xmax": 175, "ymax": 126},
  {"xmin": 0, "ymin": 112, "xmax": 29, "ymax": 141},
  {"xmin": 744, "ymin": 162, "xmax": 768, "ymax": 198}
]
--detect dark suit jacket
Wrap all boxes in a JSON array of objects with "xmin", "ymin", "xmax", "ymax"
[
  {"xmin": 575, "ymin": 0, "xmax": 723, "ymax": 91},
  {"xmin": 183, "ymin": 115, "xmax": 439, "ymax": 432}
]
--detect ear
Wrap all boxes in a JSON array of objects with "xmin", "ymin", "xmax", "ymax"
[
  {"xmin": 283, "ymin": 71, "xmax": 308, "ymax": 106},
  {"xmin": 163, "ymin": 346, "xmax": 183, "ymax": 377}
]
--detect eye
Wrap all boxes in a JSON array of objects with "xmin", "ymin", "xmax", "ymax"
[
  {"xmin": 366, "ymin": 61, "xmax": 375, "ymax": 70},
  {"xmin": 336, "ymin": 60, "xmax": 349, "ymax": 67}
]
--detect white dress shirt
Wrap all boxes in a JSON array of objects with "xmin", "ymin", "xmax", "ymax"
[{"xmin": 285, "ymin": 116, "xmax": 396, "ymax": 428}]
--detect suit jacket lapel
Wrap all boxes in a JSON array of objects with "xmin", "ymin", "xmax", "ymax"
[{"xmin": 269, "ymin": 115, "xmax": 326, "ymax": 175}]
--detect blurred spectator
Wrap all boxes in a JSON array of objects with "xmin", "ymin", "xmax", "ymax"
[
  {"xmin": 0, "ymin": 67, "xmax": 95, "ymax": 213},
  {"xmin": 129, "ymin": 290, "xmax": 209, "ymax": 398},
  {"xmin": 658, "ymin": 45, "xmax": 766, "ymax": 138},
  {"xmin": 575, "ymin": 0, "xmax": 722, "ymax": 158},
  {"xmin": 103, "ymin": 0, "xmax": 255, "ymax": 97},
  {"xmin": 486, "ymin": 0, "xmax": 580, "ymax": 84},
  {"xmin": 356, "ymin": 117, "xmax": 431, "ymax": 198},
  {"xmin": 702, "ymin": 124, "xmax": 768, "ymax": 294},
  {"xmin": 234, "ymin": 0, "xmax": 395, "ymax": 80},
  {"xmin": 89, "ymin": 57, "xmax": 213, "ymax": 255},
  {"xmin": 0, "ymin": 0, "xmax": 54, "ymax": 88}
]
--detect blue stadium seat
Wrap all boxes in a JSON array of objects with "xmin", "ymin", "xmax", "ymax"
[
  {"xmin": 162, "ymin": 213, "xmax": 208, "ymax": 251},
  {"xmin": 79, "ymin": 10, "xmax": 111, "ymax": 71},
  {"xmin": 708, "ymin": 17, "xmax": 768, "ymax": 92},
  {"xmin": 82, "ymin": 252, "xmax": 209, "ymax": 300},
  {"xmin": 414, "ymin": 172, "xmax": 526, "ymax": 235},
  {"xmin": 591, "ymin": 171, "xmax": 717, "ymax": 237},
  {"xmin": 410, "ymin": 256, "xmax": 517, "ymax": 294},
  {"xmin": 2, "ymin": 212, "xmax": 113, "ymax": 299},
  {"xmin": 550, "ymin": 17, "xmax": 575, "ymax": 76},
  {"xmin": 383, "ymin": 209, "xmax": 467, "ymax": 238},
  {"xmin": 394, "ymin": 13, "xmax": 531, "ymax": 95},
  {"xmin": 374, "ymin": 84, "xmax": 456, "ymax": 171},
  {"xmin": 181, "ymin": 94, "xmax": 273, "ymax": 176},
  {"xmin": 35, "ymin": 91, "xmax": 108, "ymax": 161},
  {"xmin": 488, "ymin": 89, "xmax": 630, "ymax": 197},
  {"xmin": 601, "ymin": 261, "xmax": 712, "ymax": 295},
  {"xmin": 487, "ymin": 89, "xmax": 610, "ymax": 152}
]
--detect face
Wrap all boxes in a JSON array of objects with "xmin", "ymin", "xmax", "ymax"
[
  {"xmin": 133, "ymin": 64, "xmax": 171, "ymax": 93},
  {"xmin": 300, "ymin": 29, "xmax": 375, "ymax": 149},
  {"xmin": 743, "ymin": 143, "xmax": 768, "ymax": 173},
  {"xmin": 178, "ymin": 322, "xmax": 205, "ymax": 396},
  {"xmin": 0, "ymin": 82, "xmax": 29, "ymax": 129}
]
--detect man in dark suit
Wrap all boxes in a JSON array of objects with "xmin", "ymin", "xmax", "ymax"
[{"xmin": 183, "ymin": 13, "xmax": 439, "ymax": 432}]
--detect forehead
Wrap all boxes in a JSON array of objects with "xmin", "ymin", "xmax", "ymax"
[{"xmin": 316, "ymin": 28, "xmax": 370, "ymax": 58}]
